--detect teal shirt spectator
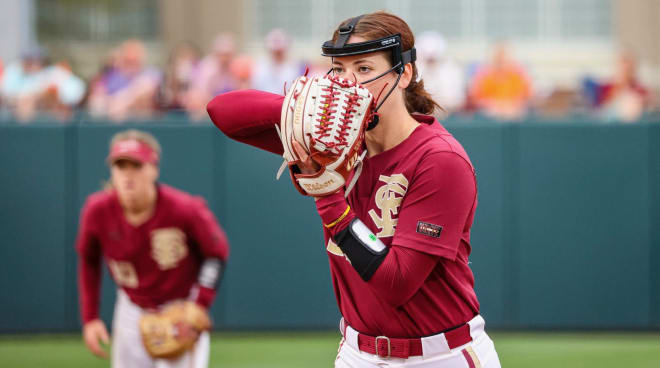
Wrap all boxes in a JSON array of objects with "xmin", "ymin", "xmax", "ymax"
[{"xmin": 1, "ymin": 61, "xmax": 86, "ymax": 106}]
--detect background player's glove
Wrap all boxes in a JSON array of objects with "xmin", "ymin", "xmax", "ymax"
[
  {"xmin": 276, "ymin": 74, "xmax": 374, "ymax": 197},
  {"xmin": 139, "ymin": 301, "xmax": 211, "ymax": 359}
]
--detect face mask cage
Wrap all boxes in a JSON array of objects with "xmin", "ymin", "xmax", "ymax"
[{"xmin": 321, "ymin": 15, "xmax": 417, "ymax": 130}]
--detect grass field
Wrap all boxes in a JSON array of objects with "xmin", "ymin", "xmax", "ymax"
[{"xmin": 1, "ymin": 331, "xmax": 659, "ymax": 367}]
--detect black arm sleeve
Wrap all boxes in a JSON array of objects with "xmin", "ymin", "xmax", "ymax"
[{"xmin": 334, "ymin": 219, "xmax": 389, "ymax": 281}]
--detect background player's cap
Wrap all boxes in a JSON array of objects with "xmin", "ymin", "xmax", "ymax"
[{"xmin": 107, "ymin": 138, "xmax": 159, "ymax": 165}]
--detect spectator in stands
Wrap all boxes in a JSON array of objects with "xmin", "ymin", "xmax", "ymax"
[
  {"xmin": 416, "ymin": 31, "xmax": 465, "ymax": 117},
  {"xmin": 597, "ymin": 50, "xmax": 649, "ymax": 122},
  {"xmin": 0, "ymin": 46, "xmax": 86, "ymax": 122},
  {"xmin": 160, "ymin": 41, "xmax": 201, "ymax": 111},
  {"xmin": 230, "ymin": 54, "xmax": 254, "ymax": 90},
  {"xmin": 468, "ymin": 43, "xmax": 532, "ymax": 120},
  {"xmin": 88, "ymin": 39, "xmax": 161, "ymax": 122},
  {"xmin": 85, "ymin": 49, "xmax": 120, "ymax": 107},
  {"xmin": 185, "ymin": 33, "xmax": 238, "ymax": 120},
  {"xmin": 251, "ymin": 29, "xmax": 300, "ymax": 94}
]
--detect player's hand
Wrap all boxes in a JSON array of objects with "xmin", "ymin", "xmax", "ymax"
[
  {"xmin": 292, "ymin": 141, "xmax": 320, "ymax": 174},
  {"xmin": 174, "ymin": 321, "xmax": 201, "ymax": 342},
  {"xmin": 83, "ymin": 319, "xmax": 110, "ymax": 358}
]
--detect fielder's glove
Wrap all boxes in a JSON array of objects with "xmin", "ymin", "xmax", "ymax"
[
  {"xmin": 276, "ymin": 74, "xmax": 375, "ymax": 197},
  {"xmin": 139, "ymin": 301, "xmax": 211, "ymax": 359}
]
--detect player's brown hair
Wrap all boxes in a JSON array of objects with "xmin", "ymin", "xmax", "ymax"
[
  {"xmin": 331, "ymin": 11, "xmax": 441, "ymax": 115},
  {"xmin": 109, "ymin": 129, "xmax": 162, "ymax": 158}
]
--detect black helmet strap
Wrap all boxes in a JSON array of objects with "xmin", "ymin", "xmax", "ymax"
[{"xmin": 334, "ymin": 15, "xmax": 365, "ymax": 48}]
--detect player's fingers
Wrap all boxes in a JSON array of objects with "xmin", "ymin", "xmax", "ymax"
[
  {"xmin": 176, "ymin": 322, "xmax": 200, "ymax": 340},
  {"xmin": 85, "ymin": 333, "xmax": 108, "ymax": 358},
  {"xmin": 94, "ymin": 347, "xmax": 109, "ymax": 359},
  {"xmin": 292, "ymin": 141, "xmax": 319, "ymax": 174},
  {"xmin": 292, "ymin": 141, "xmax": 309, "ymax": 163},
  {"xmin": 99, "ymin": 324, "xmax": 110, "ymax": 345},
  {"xmin": 83, "ymin": 322, "xmax": 109, "ymax": 359}
]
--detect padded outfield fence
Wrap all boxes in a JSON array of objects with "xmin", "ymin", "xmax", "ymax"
[{"xmin": 1, "ymin": 116, "xmax": 659, "ymax": 333}]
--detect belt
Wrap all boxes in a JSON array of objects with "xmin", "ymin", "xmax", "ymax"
[{"xmin": 346, "ymin": 321, "xmax": 474, "ymax": 359}]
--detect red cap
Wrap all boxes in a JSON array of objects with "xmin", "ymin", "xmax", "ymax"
[{"xmin": 107, "ymin": 139, "xmax": 159, "ymax": 165}]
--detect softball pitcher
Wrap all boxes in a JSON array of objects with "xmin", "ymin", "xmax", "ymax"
[{"xmin": 208, "ymin": 11, "xmax": 500, "ymax": 368}]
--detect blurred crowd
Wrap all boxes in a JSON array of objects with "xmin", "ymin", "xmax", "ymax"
[{"xmin": 0, "ymin": 29, "xmax": 656, "ymax": 124}]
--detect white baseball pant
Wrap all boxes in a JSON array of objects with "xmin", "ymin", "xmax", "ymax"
[{"xmin": 335, "ymin": 315, "xmax": 501, "ymax": 368}]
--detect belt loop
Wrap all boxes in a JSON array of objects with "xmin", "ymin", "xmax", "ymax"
[
  {"xmin": 445, "ymin": 324, "xmax": 472, "ymax": 349},
  {"xmin": 468, "ymin": 314, "xmax": 485, "ymax": 337}
]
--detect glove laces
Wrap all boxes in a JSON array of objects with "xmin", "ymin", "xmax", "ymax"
[
  {"xmin": 315, "ymin": 76, "xmax": 364, "ymax": 154},
  {"xmin": 315, "ymin": 81, "xmax": 340, "ymax": 142}
]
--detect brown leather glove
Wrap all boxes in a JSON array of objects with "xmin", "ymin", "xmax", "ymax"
[{"xmin": 139, "ymin": 301, "xmax": 211, "ymax": 359}]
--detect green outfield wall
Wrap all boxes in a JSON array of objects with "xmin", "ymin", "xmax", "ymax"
[{"xmin": 0, "ymin": 118, "xmax": 658, "ymax": 332}]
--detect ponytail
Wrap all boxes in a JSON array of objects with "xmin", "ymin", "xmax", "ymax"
[{"xmin": 404, "ymin": 75, "xmax": 442, "ymax": 115}]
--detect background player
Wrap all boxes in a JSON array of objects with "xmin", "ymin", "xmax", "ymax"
[
  {"xmin": 76, "ymin": 129, "xmax": 229, "ymax": 368},
  {"xmin": 208, "ymin": 11, "xmax": 500, "ymax": 368}
]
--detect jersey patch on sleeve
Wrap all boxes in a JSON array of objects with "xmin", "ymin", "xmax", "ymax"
[{"xmin": 416, "ymin": 221, "xmax": 443, "ymax": 238}]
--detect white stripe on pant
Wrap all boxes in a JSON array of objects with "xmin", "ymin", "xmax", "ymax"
[
  {"xmin": 111, "ymin": 290, "xmax": 210, "ymax": 368},
  {"xmin": 335, "ymin": 315, "xmax": 501, "ymax": 368}
]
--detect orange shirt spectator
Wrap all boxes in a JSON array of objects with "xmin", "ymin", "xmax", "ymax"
[{"xmin": 469, "ymin": 44, "xmax": 532, "ymax": 120}]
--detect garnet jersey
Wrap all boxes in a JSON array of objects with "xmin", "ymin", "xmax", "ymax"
[
  {"xmin": 326, "ymin": 116, "xmax": 479, "ymax": 337},
  {"xmin": 76, "ymin": 184, "xmax": 229, "ymax": 323},
  {"xmin": 208, "ymin": 91, "xmax": 479, "ymax": 337}
]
